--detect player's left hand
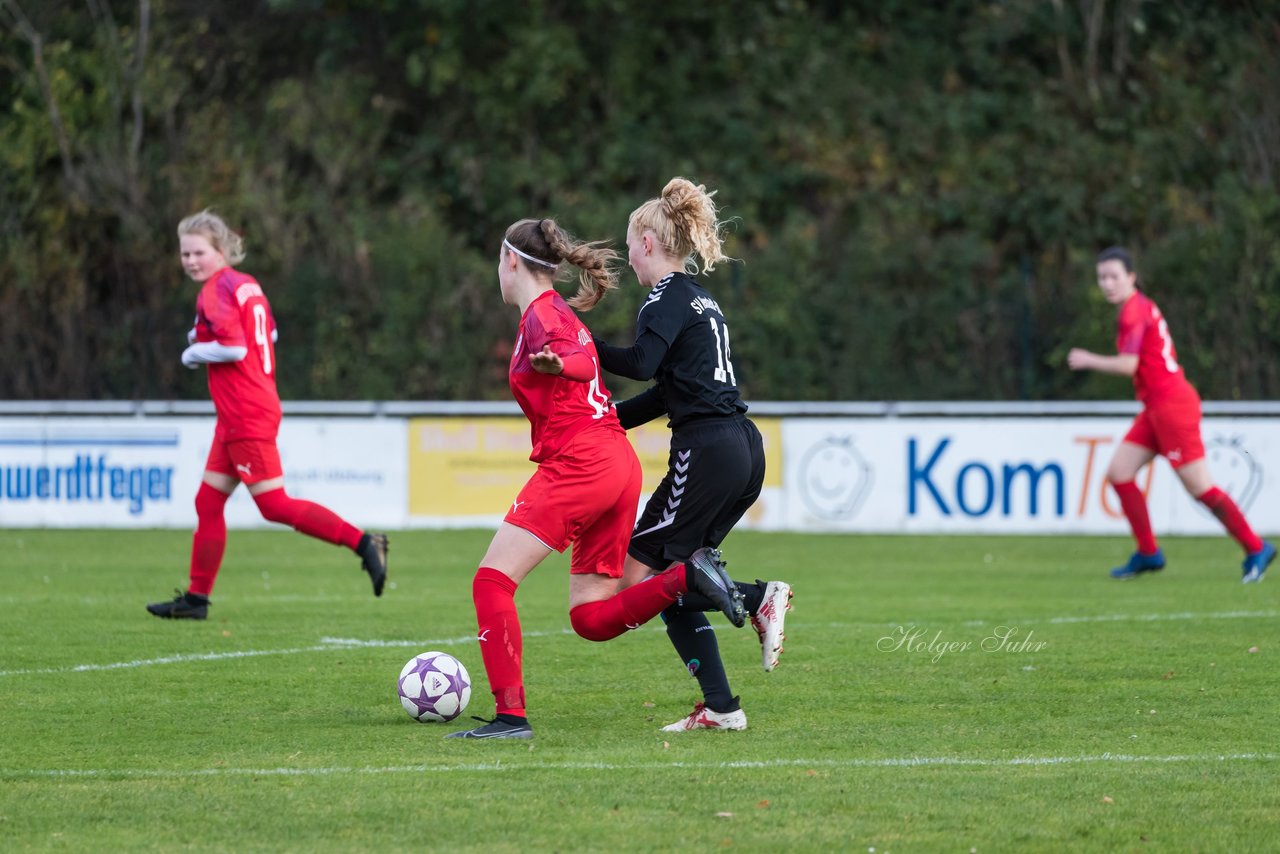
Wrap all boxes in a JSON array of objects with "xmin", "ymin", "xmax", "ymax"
[
  {"xmin": 529, "ymin": 345, "xmax": 564, "ymax": 376},
  {"xmin": 1066, "ymin": 348, "xmax": 1093, "ymax": 371},
  {"xmin": 181, "ymin": 345, "xmax": 202, "ymax": 369}
]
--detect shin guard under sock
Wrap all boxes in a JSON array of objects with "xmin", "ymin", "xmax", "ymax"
[
  {"xmin": 252, "ymin": 488, "xmax": 363, "ymax": 550},
  {"xmin": 186, "ymin": 483, "xmax": 230, "ymax": 599},
  {"xmin": 1198, "ymin": 486, "xmax": 1264, "ymax": 554},
  {"xmin": 661, "ymin": 609, "xmax": 735, "ymax": 712},
  {"xmin": 472, "ymin": 567, "xmax": 525, "ymax": 717},
  {"xmin": 568, "ymin": 567, "xmax": 686, "ymax": 642},
  {"xmin": 1112, "ymin": 480, "xmax": 1158, "ymax": 554},
  {"xmin": 188, "ymin": 482, "xmax": 230, "ymax": 597}
]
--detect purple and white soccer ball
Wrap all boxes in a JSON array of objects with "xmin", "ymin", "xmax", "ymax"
[{"xmin": 397, "ymin": 651, "xmax": 472, "ymax": 723}]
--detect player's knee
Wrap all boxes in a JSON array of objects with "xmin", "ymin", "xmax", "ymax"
[
  {"xmin": 569, "ymin": 602, "xmax": 618, "ymax": 643},
  {"xmin": 194, "ymin": 482, "xmax": 229, "ymax": 519},
  {"xmin": 252, "ymin": 488, "xmax": 296, "ymax": 525},
  {"xmin": 1106, "ymin": 469, "xmax": 1130, "ymax": 487},
  {"xmin": 1108, "ymin": 474, "xmax": 1136, "ymax": 491}
]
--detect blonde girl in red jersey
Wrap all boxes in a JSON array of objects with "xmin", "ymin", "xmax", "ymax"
[
  {"xmin": 447, "ymin": 218, "xmax": 743, "ymax": 740},
  {"xmin": 1068, "ymin": 246, "xmax": 1274, "ymax": 582},
  {"xmin": 146, "ymin": 210, "xmax": 389, "ymax": 620}
]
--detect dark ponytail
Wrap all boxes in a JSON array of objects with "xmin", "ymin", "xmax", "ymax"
[
  {"xmin": 1097, "ymin": 245, "xmax": 1142, "ymax": 289},
  {"xmin": 503, "ymin": 218, "xmax": 620, "ymax": 311},
  {"xmin": 1096, "ymin": 246, "xmax": 1134, "ymax": 272}
]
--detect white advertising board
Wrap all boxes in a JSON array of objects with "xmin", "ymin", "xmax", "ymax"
[
  {"xmin": 782, "ymin": 417, "xmax": 1277, "ymax": 534},
  {"xmin": 3, "ymin": 412, "xmax": 1275, "ymax": 536},
  {"xmin": 0, "ymin": 418, "xmax": 407, "ymax": 529}
]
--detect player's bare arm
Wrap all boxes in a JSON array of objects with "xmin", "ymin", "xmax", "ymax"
[{"xmin": 1067, "ymin": 348, "xmax": 1138, "ymax": 376}]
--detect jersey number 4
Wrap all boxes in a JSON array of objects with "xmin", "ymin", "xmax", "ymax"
[
  {"xmin": 587, "ymin": 358, "xmax": 610, "ymax": 419},
  {"xmin": 708, "ymin": 317, "xmax": 737, "ymax": 385}
]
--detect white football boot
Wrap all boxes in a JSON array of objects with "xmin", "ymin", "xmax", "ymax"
[
  {"xmin": 750, "ymin": 581, "xmax": 793, "ymax": 672},
  {"xmin": 661, "ymin": 702, "xmax": 748, "ymax": 732}
]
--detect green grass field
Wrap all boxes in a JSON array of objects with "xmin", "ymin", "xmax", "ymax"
[{"xmin": 1, "ymin": 528, "xmax": 1277, "ymax": 852}]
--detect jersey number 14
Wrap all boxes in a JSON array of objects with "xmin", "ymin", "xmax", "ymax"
[{"xmin": 708, "ymin": 317, "xmax": 737, "ymax": 385}]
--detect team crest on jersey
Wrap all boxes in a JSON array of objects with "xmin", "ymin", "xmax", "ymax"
[{"xmin": 578, "ymin": 327, "xmax": 591, "ymax": 346}]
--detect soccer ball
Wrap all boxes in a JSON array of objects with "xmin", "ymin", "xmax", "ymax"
[{"xmin": 397, "ymin": 651, "xmax": 472, "ymax": 723}]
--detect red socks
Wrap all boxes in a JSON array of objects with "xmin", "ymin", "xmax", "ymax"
[
  {"xmin": 252, "ymin": 488, "xmax": 363, "ymax": 551},
  {"xmin": 1115, "ymin": 479, "xmax": 1263, "ymax": 556},
  {"xmin": 473, "ymin": 567, "xmax": 526, "ymax": 717},
  {"xmin": 1198, "ymin": 487, "xmax": 1264, "ymax": 554},
  {"xmin": 569, "ymin": 565, "xmax": 687, "ymax": 642},
  {"xmin": 188, "ymin": 485, "xmax": 364, "ymax": 597},
  {"xmin": 188, "ymin": 482, "xmax": 230, "ymax": 596},
  {"xmin": 1112, "ymin": 480, "xmax": 1158, "ymax": 554},
  {"xmin": 472, "ymin": 565, "xmax": 690, "ymax": 715}
]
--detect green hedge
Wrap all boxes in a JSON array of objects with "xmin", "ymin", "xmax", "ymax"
[{"xmin": 2, "ymin": 0, "xmax": 1276, "ymax": 401}]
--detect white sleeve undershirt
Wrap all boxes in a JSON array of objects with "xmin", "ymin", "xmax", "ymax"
[{"xmin": 182, "ymin": 341, "xmax": 249, "ymax": 368}]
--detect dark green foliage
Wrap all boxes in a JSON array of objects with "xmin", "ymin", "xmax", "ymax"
[{"xmin": 3, "ymin": 0, "xmax": 1277, "ymax": 400}]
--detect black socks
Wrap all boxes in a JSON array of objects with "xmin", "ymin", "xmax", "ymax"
[{"xmin": 661, "ymin": 609, "xmax": 734, "ymax": 711}]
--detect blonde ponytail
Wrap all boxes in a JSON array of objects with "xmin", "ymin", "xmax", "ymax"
[{"xmin": 629, "ymin": 177, "xmax": 731, "ymax": 275}]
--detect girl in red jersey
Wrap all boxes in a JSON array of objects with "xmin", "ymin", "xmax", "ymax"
[
  {"xmin": 1068, "ymin": 246, "xmax": 1274, "ymax": 583},
  {"xmin": 146, "ymin": 210, "xmax": 389, "ymax": 620},
  {"xmin": 446, "ymin": 218, "xmax": 743, "ymax": 740}
]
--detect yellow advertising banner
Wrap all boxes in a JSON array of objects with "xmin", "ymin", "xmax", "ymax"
[{"xmin": 408, "ymin": 416, "xmax": 781, "ymax": 519}]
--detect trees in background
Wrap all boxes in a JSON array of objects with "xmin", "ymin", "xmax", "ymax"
[{"xmin": 3, "ymin": 0, "xmax": 1277, "ymax": 401}]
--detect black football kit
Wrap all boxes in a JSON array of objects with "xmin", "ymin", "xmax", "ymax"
[{"xmin": 595, "ymin": 272, "xmax": 765, "ymax": 567}]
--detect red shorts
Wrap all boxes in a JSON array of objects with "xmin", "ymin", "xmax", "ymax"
[
  {"xmin": 1124, "ymin": 396, "xmax": 1205, "ymax": 469},
  {"xmin": 505, "ymin": 427, "xmax": 642, "ymax": 577},
  {"xmin": 205, "ymin": 434, "xmax": 284, "ymax": 485}
]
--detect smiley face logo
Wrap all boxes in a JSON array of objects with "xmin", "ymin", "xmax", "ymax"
[
  {"xmin": 798, "ymin": 436, "xmax": 873, "ymax": 521},
  {"xmin": 1199, "ymin": 435, "xmax": 1262, "ymax": 515}
]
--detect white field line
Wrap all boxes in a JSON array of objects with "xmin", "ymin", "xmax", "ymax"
[
  {"xmin": 960, "ymin": 609, "xmax": 1279, "ymax": 628},
  {"xmin": 3, "ymin": 608, "xmax": 1274, "ymax": 678},
  {"xmin": 0, "ymin": 630, "xmax": 577, "ymax": 678},
  {"xmin": 0, "ymin": 626, "xmax": 682, "ymax": 678},
  {"xmin": 0, "ymin": 624, "xmax": 699, "ymax": 679},
  {"xmin": 3, "ymin": 752, "xmax": 1276, "ymax": 781},
  {"xmin": 0, "ymin": 644, "xmax": 342, "ymax": 677}
]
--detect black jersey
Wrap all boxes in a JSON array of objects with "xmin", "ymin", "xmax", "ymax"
[{"xmin": 631, "ymin": 272, "xmax": 748, "ymax": 430}]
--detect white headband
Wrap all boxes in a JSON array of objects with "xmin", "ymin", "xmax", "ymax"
[{"xmin": 503, "ymin": 239, "xmax": 558, "ymax": 269}]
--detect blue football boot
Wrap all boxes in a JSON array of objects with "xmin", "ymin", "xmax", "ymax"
[
  {"xmin": 1242, "ymin": 541, "xmax": 1276, "ymax": 584},
  {"xmin": 1110, "ymin": 549, "xmax": 1166, "ymax": 579}
]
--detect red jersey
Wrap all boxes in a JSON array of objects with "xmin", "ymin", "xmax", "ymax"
[
  {"xmin": 509, "ymin": 290, "xmax": 623, "ymax": 462},
  {"xmin": 1115, "ymin": 291, "xmax": 1196, "ymax": 405},
  {"xmin": 193, "ymin": 267, "xmax": 282, "ymax": 440}
]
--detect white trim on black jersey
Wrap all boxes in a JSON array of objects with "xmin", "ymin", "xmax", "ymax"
[{"xmin": 637, "ymin": 273, "xmax": 676, "ymax": 317}]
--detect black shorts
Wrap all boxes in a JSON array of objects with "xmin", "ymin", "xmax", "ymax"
[{"xmin": 628, "ymin": 416, "xmax": 766, "ymax": 568}]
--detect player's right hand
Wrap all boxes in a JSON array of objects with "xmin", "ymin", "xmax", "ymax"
[
  {"xmin": 187, "ymin": 327, "xmax": 198, "ymax": 345},
  {"xmin": 529, "ymin": 345, "xmax": 564, "ymax": 375}
]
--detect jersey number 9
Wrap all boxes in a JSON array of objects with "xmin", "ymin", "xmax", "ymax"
[{"xmin": 253, "ymin": 304, "xmax": 273, "ymax": 376}]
